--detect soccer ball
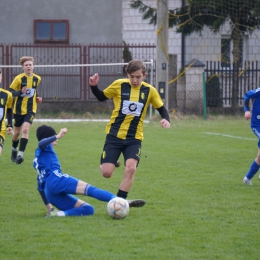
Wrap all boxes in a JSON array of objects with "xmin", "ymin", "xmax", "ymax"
[{"xmin": 107, "ymin": 197, "xmax": 129, "ymax": 219}]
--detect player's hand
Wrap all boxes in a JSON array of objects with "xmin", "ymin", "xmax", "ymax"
[
  {"xmin": 21, "ymin": 86, "xmax": 27, "ymax": 93},
  {"xmin": 244, "ymin": 111, "xmax": 251, "ymax": 120},
  {"xmin": 89, "ymin": 73, "xmax": 99, "ymax": 86},
  {"xmin": 36, "ymin": 97, "xmax": 42, "ymax": 104},
  {"xmin": 160, "ymin": 119, "xmax": 170, "ymax": 128},
  {"xmin": 56, "ymin": 128, "xmax": 68, "ymax": 139},
  {"xmin": 7, "ymin": 127, "xmax": 14, "ymax": 135}
]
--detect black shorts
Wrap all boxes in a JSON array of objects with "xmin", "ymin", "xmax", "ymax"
[
  {"xmin": 14, "ymin": 112, "xmax": 35, "ymax": 127},
  {"xmin": 101, "ymin": 134, "xmax": 142, "ymax": 166}
]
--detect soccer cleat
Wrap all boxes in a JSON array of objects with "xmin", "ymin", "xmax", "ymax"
[
  {"xmin": 115, "ymin": 160, "xmax": 121, "ymax": 167},
  {"xmin": 127, "ymin": 199, "xmax": 146, "ymax": 208},
  {"xmin": 11, "ymin": 150, "xmax": 17, "ymax": 162},
  {"xmin": 16, "ymin": 155, "xmax": 24, "ymax": 164},
  {"xmin": 243, "ymin": 177, "xmax": 253, "ymax": 185},
  {"xmin": 45, "ymin": 208, "xmax": 58, "ymax": 218}
]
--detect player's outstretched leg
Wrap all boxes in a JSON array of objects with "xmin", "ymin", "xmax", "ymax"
[
  {"xmin": 85, "ymin": 184, "xmax": 116, "ymax": 202},
  {"xmin": 127, "ymin": 199, "xmax": 146, "ymax": 208}
]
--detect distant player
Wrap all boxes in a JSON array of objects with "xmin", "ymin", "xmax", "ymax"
[
  {"xmin": 89, "ymin": 59, "xmax": 170, "ymax": 201},
  {"xmin": 243, "ymin": 87, "xmax": 260, "ymax": 185},
  {"xmin": 9, "ymin": 56, "xmax": 42, "ymax": 164},
  {"xmin": 33, "ymin": 125, "xmax": 145, "ymax": 217},
  {"xmin": 0, "ymin": 69, "xmax": 13, "ymax": 156}
]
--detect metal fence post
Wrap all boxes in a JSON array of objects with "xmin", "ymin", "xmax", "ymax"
[{"xmin": 203, "ymin": 72, "xmax": 207, "ymax": 120}]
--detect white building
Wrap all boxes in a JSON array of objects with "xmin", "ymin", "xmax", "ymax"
[{"xmin": 122, "ymin": 0, "xmax": 260, "ymax": 72}]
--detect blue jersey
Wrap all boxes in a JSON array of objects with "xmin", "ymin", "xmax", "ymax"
[
  {"xmin": 244, "ymin": 87, "xmax": 260, "ymax": 128},
  {"xmin": 33, "ymin": 136, "xmax": 61, "ymax": 191}
]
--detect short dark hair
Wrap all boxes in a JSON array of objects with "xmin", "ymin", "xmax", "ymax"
[{"xmin": 36, "ymin": 125, "xmax": 57, "ymax": 141}]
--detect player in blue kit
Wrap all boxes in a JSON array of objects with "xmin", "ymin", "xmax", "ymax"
[
  {"xmin": 243, "ymin": 87, "xmax": 260, "ymax": 185},
  {"xmin": 33, "ymin": 124, "xmax": 145, "ymax": 217}
]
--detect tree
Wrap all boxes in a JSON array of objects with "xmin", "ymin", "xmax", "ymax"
[{"xmin": 130, "ymin": 0, "xmax": 260, "ymax": 108}]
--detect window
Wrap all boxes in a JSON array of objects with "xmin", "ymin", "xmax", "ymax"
[
  {"xmin": 221, "ymin": 36, "xmax": 246, "ymax": 68},
  {"xmin": 34, "ymin": 20, "xmax": 69, "ymax": 43},
  {"xmin": 221, "ymin": 38, "xmax": 231, "ymax": 68}
]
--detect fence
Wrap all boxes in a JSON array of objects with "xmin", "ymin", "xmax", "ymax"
[
  {"xmin": 2, "ymin": 43, "xmax": 260, "ymax": 116},
  {"xmin": 0, "ymin": 43, "xmax": 156, "ymax": 102},
  {"xmin": 205, "ymin": 61, "xmax": 260, "ymax": 108}
]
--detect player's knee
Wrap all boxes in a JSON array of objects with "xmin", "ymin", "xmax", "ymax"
[
  {"xmin": 22, "ymin": 128, "xmax": 29, "ymax": 135},
  {"xmin": 125, "ymin": 165, "xmax": 136, "ymax": 176},
  {"xmin": 102, "ymin": 170, "xmax": 113, "ymax": 178},
  {"xmin": 82, "ymin": 204, "xmax": 95, "ymax": 216},
  {"xmin": 100, "ymin": 165, "xmax": 113, "ymax": 178}
]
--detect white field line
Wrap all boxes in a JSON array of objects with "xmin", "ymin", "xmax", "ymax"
[
  {"xmin": 34, "ymin": 119, "xmax": 150, "ymax": 123},
  {"xmin": 203, "ymin": 132, "xmax": 256, "ymax": 141}
]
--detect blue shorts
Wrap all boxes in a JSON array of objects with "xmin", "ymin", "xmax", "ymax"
[
  {"xmin": 252, "ymin": 128, "xmax": 260, "ymax": 148},
  {"xmin": 44, "ymin": 170, "xmax": 79, "ymax": 211}
]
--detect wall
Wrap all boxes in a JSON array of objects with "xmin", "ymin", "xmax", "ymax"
[
  {"xmin": 0, "ymin": 0, "xmax": 122, "ymax": 44},
  {"xmin": 122, "ymin": 0, "xmax": 260, "ymax": 72}
]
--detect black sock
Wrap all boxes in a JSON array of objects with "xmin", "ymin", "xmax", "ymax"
[
  {"xmin": 19, "ymin": 138, "xmax": 28, "ymax": 152},
  {"xmin": 12, "ymin": 139, "xmax": 19, "ymax": 149},
  {"xmin": 117, "ymin": 189, "xmax": 128, "ymax": 199}
]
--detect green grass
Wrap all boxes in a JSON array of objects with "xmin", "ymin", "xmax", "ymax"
[{"xmin": 1, "ymin": 117, "xmax": 260, "ymax": 260}]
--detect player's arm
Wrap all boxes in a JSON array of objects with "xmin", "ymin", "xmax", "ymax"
[
  {"xmin": 244, "ymin": 88, "xmax": 260, "ymax": 111},
  {"xmin": 38, "ymin": 128, "xmax": 67, "ymax": 149},
  {"xmin": 6, "ymin": 108, "xmax": 13, "ymax": 127},
  {"xmin": 8, "ymin": 88, "xmax": 23, "ymax": 97},
  {"xmin": 38, "ymin": 189, "xmax": 49, "ymax": 205},
  {"xmin": 156, "ymin": 106, "xmax": 170, "ymax": 128},
  {"xmin": 9, "ymin": 77, "xmax": 25, "ymax": 97},
  {"xmin": 156, "ymin": 106, "xmax": 170, "ymax": 122},
  {"xmin": 89, "ymin": 73, "xmax": 108, "ymax": 101},
  {"xmin": 90, "ymin": 86, "xmax": 108, "ymax": 101},
  {"xmin": 38, "ymin": 136, "xmax": 57, "ymax": 150}
]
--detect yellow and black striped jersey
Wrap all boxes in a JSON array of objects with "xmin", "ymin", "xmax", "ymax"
[
  {"xmin": 10, "ymin": 73, "xmax": 41, "ymax": 115},
  {"xmin": 103, "ymin": 78, "xmax": 164, "ymax": 141},
  {"xmin": 0, "ymin": 88, "xmax": 13, "ymax": 136}
]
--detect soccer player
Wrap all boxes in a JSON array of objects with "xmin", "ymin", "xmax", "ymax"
[
  {"xmin": 243, "ymin": 87, "xmax": 260, "ymax": 185},
  {"xmin": 9, "ymin": 56, "xmax": 42, "ymax": 164},
  {"xmin": 89, "ymin": 59, "xmax": 170, "ymax": 201},
  {"xmin": 34, "ymin": 125, "xmax": 145, "ymax": 217},
  {"xmin": 0, "ymin": 69, "xmax": 13, "ymax": 156}
]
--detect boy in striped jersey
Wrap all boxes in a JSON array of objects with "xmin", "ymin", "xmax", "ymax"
[
  {"xmin": 89, "ymin": 59, "xmax": 170, "ymax": 203},
  {"xmin": 0, "ymin": 69, "xmax": 13, "ymax": 156},
  {"xmin": 9, "ymin": 56, "xmax": 42, "ymax": 164}
]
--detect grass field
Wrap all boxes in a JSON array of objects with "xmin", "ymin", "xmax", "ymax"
[{"xmin": 1, "ymin": 116, "xmax": 260, "ymax": 260}]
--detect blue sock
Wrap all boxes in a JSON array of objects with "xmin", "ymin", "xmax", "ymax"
[
  {"xmin": 64, "ymin": 203, "xmax": 94, "ymax": 216},
  {"xmin": 246, "ymin": 161, "xmax": 260, "ymax": 179},
  {"xmin": 85, "ymin": 184, "xmax": 116, "ymax": 202}
]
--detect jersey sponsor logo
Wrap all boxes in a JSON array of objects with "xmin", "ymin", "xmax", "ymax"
[
  {"xmin": 141, "ymin": 93, "xmax": 146, "ymax": 100},
  {"xmin": 122, "ymin": 100, "xmax": 144, "ymax": 116},
  {"xmin": 20, "ymin": 88, "xmax": 35, "ymax": 98},
  {"xmin": 129, "ymin": 103, "xmax": 137, "ymax": 112}
]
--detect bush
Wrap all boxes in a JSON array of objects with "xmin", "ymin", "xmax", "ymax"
[{"xmin": 206, "ymin": 74, "xmax": 222, "ymax": 107}]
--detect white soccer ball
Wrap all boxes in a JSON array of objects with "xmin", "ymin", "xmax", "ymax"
[{"xmin": 107, "ymin": 197, "xmax": 130, "ymax": 219}]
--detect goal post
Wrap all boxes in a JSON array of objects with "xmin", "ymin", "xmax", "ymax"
[{"xmin": 1, "ymin": 60, "xmax": 155, "ymax": 120}]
